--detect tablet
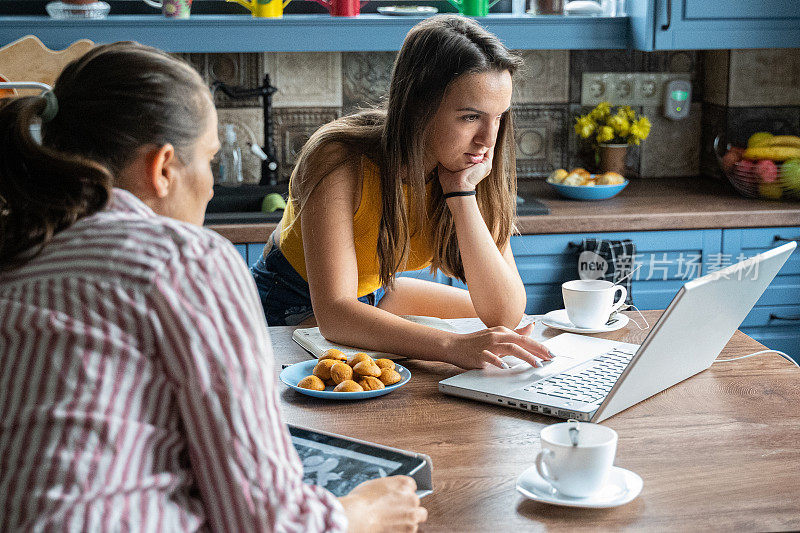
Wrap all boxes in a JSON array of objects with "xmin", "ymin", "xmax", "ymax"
[{"xmin": 289, "ymin": 425, "xmax": 433, "ymax": 497}]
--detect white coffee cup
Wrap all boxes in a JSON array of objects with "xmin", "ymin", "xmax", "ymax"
[
  {"xmin": 562, "ymin": 279, "xmax": 627, "ymax": 329},
  {"xmin": 535, "ymin": 421, "xmax": 618, "ymax": 498}
]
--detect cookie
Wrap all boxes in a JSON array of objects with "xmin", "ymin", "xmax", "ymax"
[
  {"xmin": 352, "ymin": 360, "xmax": 382, "ymax": 378},
  {"xmin": 330, "ymin": 362, "xmax": 354, "ymax": 384},
  {"xmin": 312, "ymin": 359, "xmax": 338, "ymax": 381},
  {"xmin": 357, "ymin": 376, "xmax": 385, "ymax": 391},
  {"xmin": 333, "ymin": 380, "xmax": 364, "ymax": 392},
  {"xmin": 297, "ymin": 375, "xmax": 325, "ymax": 391}
]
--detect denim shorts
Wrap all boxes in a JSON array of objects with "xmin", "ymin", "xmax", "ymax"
[{"xmin": 250, "ymin": 237, "xmax": 385, "ymax": 326}]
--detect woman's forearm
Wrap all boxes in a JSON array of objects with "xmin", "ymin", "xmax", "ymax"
[
  {"xmin": 313, "ymin": 297, "xmax": 458, "ymax": 362},
  {"xmin": 446, "ymin": 195, "xmax": 526, "ymax": 328}
]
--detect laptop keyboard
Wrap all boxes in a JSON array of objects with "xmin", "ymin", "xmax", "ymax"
[{"xmin": 523, "ymin": 348, "xmax": 636, "ymax": 405}]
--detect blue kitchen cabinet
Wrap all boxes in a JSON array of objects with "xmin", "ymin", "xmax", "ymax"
[
  {"xmin": 509, "ymin": 229, "xmax": 722, "ymax": 314},
  {"xmin": 398, "ymin": 268, "xmax": 451, "ymax": 284},
  {"xmin": 448, "ymin": 229, "xmax": 722, "ymax": 314},
  {"xmin": 247, "ymin": 242, "xmax": 267, "ymax": 267},
  {"xmin": 1, "ymin": 14, "xmax": 629, "ymax": 53},
  {"xmin": 721, "ymin": 226, "xmax": 800, "ymax": 361},
  {"xmin": 234, "ymin": 244, "xmax": 247, "ymax": 264},
  {"xmin": 628, "ymin": 0, "xmax": 800, "ymax": 50}
]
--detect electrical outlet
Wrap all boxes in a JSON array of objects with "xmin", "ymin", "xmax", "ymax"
[{"xmin": 581, "ymin": 73, "xmax": 691, "ymax": 107}]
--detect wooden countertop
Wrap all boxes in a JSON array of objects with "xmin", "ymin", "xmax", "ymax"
[
  {"xmin": 208, "ymin": 177, "xmax": 800, "ymax": 243},
  {"xmin": 269, "ymin": 311, "xmax": 800, "ymax": 532}
]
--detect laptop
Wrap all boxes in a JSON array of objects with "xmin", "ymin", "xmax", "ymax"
[{"xmin": 439, "ymin": 241, "xmax": 796, "ymax": 422}]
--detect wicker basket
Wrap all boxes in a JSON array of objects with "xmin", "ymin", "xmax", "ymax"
[{"xmin": 714, "ymin": 135, "xmax": 800, "ymax": 201}]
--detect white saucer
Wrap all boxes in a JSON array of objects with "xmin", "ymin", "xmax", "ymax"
[
  {"xmin": 540, "ymin": 309, "xmax": 629, "ymax": 334},
  {"xmin": 516, "ymin": 465, "xmax": 643, "ymax": 508}
]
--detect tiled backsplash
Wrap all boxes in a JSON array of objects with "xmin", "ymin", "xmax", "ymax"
[
  {"xmin": 700, "ymin": 49, "xmax": 800, "ymax": 179},
  {"xmin": 182, "ymin": 48, "xmax": 800, "ymax": 184}
]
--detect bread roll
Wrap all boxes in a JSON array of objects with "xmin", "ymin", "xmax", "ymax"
[
  {"xmin": 562, "ymin": 173, "xmax": 584, "ymax": 186},
  {"xmin": 547, "ymin": 169, "xmax": 568, "ymax": 183},
  {"xmin": 596, "ymin": 172, "xmax": 625, "ymax": 185},
  {"xmin": 572, "ymin": 168, "xmax": 590, "ymax": 180}
]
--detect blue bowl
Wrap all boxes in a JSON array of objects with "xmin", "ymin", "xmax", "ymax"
[{"xmin": 546, "ymin": 178, "xmax": 628, "ymax": 201}]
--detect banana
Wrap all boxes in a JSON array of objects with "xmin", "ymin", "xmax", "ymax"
[
  {"xmin": 743, "ymin": 146, "xmax": 800, "ymax": 162},
  {"xmin": 764, "ymin": 135, "xmax": 800, "ymax": 149}
]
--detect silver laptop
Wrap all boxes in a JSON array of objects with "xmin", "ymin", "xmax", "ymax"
[{"xmin": 439, "ymin": 241, "xmax": 796, "ymax": 422}]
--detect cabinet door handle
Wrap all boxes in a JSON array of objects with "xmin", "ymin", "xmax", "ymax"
[
  {"xmin": 661, "ymin": 0, "xmax": 672, "ymax": 31},
  {"xmin": 774, "ymin": 235, "xmax": 800, "ymax": 243},
  {"xmin": 769, "ymin": 314, "xmax": 800, "ymax": 321}
]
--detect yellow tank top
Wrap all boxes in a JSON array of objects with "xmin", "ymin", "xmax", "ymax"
[{"xmin": 279, "ymin": 155, "xmax": 434, "ymax": 297}]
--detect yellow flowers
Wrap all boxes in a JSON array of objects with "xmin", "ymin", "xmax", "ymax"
[
  {"xmin": 574, "ymin": 115, "xmax": 596, "ymax": 138},
  {"xmin": 574, "ymin": 102, "xmax": 650, "ymax": 146},
  {"xmin": 597, "ymin": 126, "xmax": 615, "ymax": 143},
  {"xmin": 628, "ymin": 117, "xmax": 651, "ymax": 145}
]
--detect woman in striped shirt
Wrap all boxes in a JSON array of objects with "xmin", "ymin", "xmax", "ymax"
[{"xmin": 0, "ymin": 42, "xmax": 426, "ymax": 532}]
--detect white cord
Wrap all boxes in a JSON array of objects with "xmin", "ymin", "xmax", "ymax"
[{"xmin": 715, "ymin": 349, "xmax": 800, "ymax": 369}]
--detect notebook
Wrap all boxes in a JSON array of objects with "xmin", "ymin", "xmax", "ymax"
[
  {"xmin": 292, "ymin": 315, "xmax": 537, "ymax": 360},
  {"xmin": 439, "ymin": 242, "xmax": 796, "ymax": 422}
]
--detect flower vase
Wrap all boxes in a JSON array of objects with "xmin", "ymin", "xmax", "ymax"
[{"xmin": 598, "ymin": 144, "xmax": 628, "ymax": 175}]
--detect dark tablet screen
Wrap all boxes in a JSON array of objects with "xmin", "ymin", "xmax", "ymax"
[{"xmin": 288, "ymin": 425, "xmax": 426, "ymax": 497}]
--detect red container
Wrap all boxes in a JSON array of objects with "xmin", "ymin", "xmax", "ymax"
[{"xmin": 310, "ymin": 0, "xmax": 368, "ymax": 16}]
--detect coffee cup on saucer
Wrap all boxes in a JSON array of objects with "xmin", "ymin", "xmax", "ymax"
[
  {"xmin": 535, "ymin": 420, "xmax": 618, "ymax": 498},
  {"xmin": 562, "ymin": 280, "xmax": 627, "ymax": 330}
]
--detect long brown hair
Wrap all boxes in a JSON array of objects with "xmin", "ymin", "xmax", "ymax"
[
  {"xmin": 289, "ymin": 15, "xmax": 522, "ymax": 287},
  {"xmin": 0, "ymin": 42, "xmax": 209, "ymax": 272}
]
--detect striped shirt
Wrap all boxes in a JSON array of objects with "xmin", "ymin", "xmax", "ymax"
[{"xmin": 0, "ymin": 188, "xmax": 347, "ymax": 532}]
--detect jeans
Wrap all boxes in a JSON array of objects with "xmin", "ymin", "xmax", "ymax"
[{"xmin": 251, "ymin": 238, "xmax": 385, "ymax": 326}]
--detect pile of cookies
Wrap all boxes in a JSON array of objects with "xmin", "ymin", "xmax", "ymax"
[
  {"xmin": 297, "ymin": 349, "xmax": 403, "ymax": 393},
  {"xmin": 548, "ymin": 168, "xmax": 626, "ymax": 186}
]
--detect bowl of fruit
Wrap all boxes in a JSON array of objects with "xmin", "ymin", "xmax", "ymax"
[
  {"xmin": 716, "ymin": 133, "xmax": 800, "ymax": 200},
  {"xmin": 545, "ymin": 168, "xmax": 628, "ymax": 201}
]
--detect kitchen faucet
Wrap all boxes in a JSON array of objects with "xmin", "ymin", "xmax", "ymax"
[{"xmin": 210, "ymin": 74, "xmax": 280, "ymax": 186}]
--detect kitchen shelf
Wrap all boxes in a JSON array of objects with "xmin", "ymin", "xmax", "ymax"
[{"xmin": 0, "ymin": 14, "xmax": 630, "ymax": 52}]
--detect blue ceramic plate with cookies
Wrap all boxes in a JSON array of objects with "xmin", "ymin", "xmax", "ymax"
[{"xmin": 280, "ymin": 359, "xmax": 411, "ymax": 400}]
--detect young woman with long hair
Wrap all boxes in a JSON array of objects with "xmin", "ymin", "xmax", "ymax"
[
  {"xmin": 252, "ymin": 15, "xmax": 552, "ymax": 369},
  {"xmin": 0, "ymin": 42, "xmax": 424, "ymax": 532}
]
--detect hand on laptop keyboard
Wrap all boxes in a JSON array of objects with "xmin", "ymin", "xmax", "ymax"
[{"xmin": 446, "ymin": 322, "xmax": 554, "ymax": 370}]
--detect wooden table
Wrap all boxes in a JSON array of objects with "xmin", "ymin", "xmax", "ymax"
[{"xmin": 268, "ymin": 311, "xmax": 800, "ymax": 531}]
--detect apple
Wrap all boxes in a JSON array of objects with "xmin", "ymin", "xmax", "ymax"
[
  {"xmin": 721, "ymin": 147, "xmax": 745, "ymax": 174},
  {"xmin": 755, "ymin": 160, "xmax": 778, "ymax": 183}
]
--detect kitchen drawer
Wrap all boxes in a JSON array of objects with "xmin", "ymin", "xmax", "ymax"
[
  {"xmin": 740, "ymin": 305, "xmax": 800, "ymax": 328},
  {"xmin": 739, "ymin": 326, "xmax": 800, "ymax": 363},
  {"xmin": 723, "ymin": 227, "xmax": 800, "ymax": 276},
  {"xmin": 511, "ymin": 230, "xmax": 722, "ymax": 314}
]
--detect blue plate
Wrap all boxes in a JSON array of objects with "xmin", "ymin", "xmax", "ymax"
[
  {"xmin": 280, "ymin": 359, "xmax": 411, "ymax": 400},
  {"xmin": 546, "ymin": 178, "xmax": 628, "ymax": 201}
]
